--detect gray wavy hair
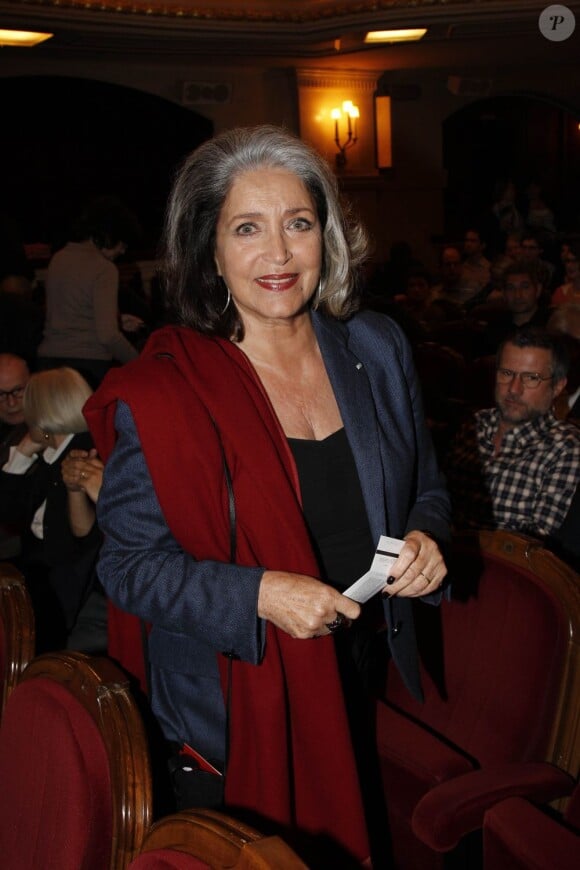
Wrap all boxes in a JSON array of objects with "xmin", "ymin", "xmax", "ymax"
[{"xmin": 162, "ymin": 124, "xmax": 369, "ymax": 340}]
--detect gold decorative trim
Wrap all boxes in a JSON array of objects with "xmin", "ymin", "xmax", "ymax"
[
  {"xmin": 297, "ymin": 68, "xmax": 379, "ymax": 91},
  {"xmin": 7, "ymin": 0, "xmax": 467, "ymax": 23}
]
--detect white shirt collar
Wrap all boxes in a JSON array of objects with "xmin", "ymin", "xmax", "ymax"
[{"xmin": 43, "ymin": 433, "xmax": 75, "ymax": 464}]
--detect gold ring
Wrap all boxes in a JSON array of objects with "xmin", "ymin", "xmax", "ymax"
[
  {"xmin": 419, "ymin": 571, "xmax": 432, "ymax": 585},
  {"xmin": 80, "ymin": 471, "xmax": 87, "ymax": 480}
]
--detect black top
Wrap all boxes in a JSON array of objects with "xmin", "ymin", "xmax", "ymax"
[
  {"xmin": 289, "ymin": 427, "xmax": 391, "ymax": 865},
  {"xmin": 288, "ymin": 427, "xmax": 375, "ymax": 590}
]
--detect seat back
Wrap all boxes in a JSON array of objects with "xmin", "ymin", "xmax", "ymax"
[
  {"xmin": 379, "ymin": 530, "xmax": 580, "ymax": 869},
  {"xmin": 0, "ymin": 562, "xmax": 35, "ymax": 718},
  {"xmin": 0, "ymin": 651, "xmax": 153, "ymax": 870},
  {"xmin": 386, "ymin": 530, "xmax": 580, "ymax": 772},
  {"xmin": 128, "ymin": 809, "xmax": 308, "ymax": 869}
]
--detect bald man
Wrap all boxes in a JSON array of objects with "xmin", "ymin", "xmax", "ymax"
[{"xmin": 0, "ymin": 353, "xmax": 30, "ymax": 466}]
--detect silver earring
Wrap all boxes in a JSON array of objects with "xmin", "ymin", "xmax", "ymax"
[
  {"xmin": 315, "ymin": 279, "xmax": 323, "ymax": 303},
  {"xmin": 220, "ymin": 286, "xmax": 231, "ymax": 316}
]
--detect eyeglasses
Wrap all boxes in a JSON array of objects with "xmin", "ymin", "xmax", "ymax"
[
  {"xmin": 496, "ymin": 368, "xmax": 553, "ymax": 389},
  {"xmin": 0, "ymin": 386, "xmax": 25, "ymax": 402}
]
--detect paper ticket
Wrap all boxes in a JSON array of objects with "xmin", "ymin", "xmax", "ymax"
[{"xmin": 343, "ymin": 535, "xmax": 405, "ymax": 603}]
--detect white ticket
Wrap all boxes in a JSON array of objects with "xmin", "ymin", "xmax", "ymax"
[{"xmin": 343, "ymin": 535, "xmax": 405, "ymax": 603}]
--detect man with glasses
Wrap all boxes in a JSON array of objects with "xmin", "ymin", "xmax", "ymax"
[
  {"xmin": 446, "ymin": 327, "xmax": 580, "ymax": 538},
  {"xmin": 0, "ymin": 353, "xmax": 30, "ymax": 557},
  {"xmin": 0, "ymin": 353, "xmax": 29, "ymax": 467}
]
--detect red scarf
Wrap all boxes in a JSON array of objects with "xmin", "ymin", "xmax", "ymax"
[{"xmin": 85, "ymin": 326, "xmax": 370, "ymax": 864}]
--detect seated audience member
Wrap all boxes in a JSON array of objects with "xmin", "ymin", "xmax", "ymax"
[
  {"xmin": 432, "ymin": 245, "xmax": 463, "ymax": 303},
  {"xmin": 548, "ymin": 481, "xmax": 580, "ymax": 571},
  {"xmin": 524, "ymin": 180, "xmax": 557, "ymax": 235},
  {"xmin": 473, "ymin": 259, "xmax": 551, "ymax": 354},
  {"xmin": 0, "ymin": 368, "xmax": 105, "ymax": 652},
  {"xmin": 393, "ymin": 267, "xmax": 434, "ymax": 321},
  {"xmin": 445, "ymin": 327, "xmax": 580, "ymax": 539},
  {"xmin": 0, "ymin": 353, "xmax": 30, "ymax": 466},
  {"xmin": 0, "ymin": 353, "xmax": 30, "ymax": 558},
  {"xmin": 548, "ymin": 305, "xmax": 580, "ymax": 423},
  {"xmin": 551, "ymin": 240, "xmax": 580, "ymax": 306},
  {"xmin": 520, "ymin": 228, "xmax": 556, "ymax": 294},
  {"xmin": 460, "ymin": 227, "xmax": 491, "ymax": 303},
  {"xmin": 485, "ymin": 179, "xmax": 524, "ymax": 258},
  {"xmin": 505, "ymin": 232, "xmax": 523, "ymax": 261}
]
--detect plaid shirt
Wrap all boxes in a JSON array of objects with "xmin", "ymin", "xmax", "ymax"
[{"xmin": 446, "ymin": 408, "xmax": 580, "ymax": 537}]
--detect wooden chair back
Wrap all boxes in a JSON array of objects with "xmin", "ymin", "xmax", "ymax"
[
  {"xmin": 378, "ymin": 529, "xmax": 580, "ymax": 868},
  {"xmin": 0, "ymin": 562, "xmax": 35, "ymax": 718},
  {"xmin": 0, "ymin": 651, "xmax": 153, "ymax": 870}
]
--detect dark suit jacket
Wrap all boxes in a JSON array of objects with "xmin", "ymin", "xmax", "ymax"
[
  {"xmin": 0, "ymin": 431, "xmax": 101, "ymax": 633},
  {"xmin": 96, "ymin": 311, "xmax": 451, "ymax": 761}
]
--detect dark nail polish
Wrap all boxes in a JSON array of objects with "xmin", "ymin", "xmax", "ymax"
[{"xmin": 386, "ymin": 576, "xmax": 395, "ymax": 585}]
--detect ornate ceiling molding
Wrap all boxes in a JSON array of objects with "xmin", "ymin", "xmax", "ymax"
[
  {"xmin": 297, "ymin": 68, "xmax": 379, "ymax": 92},
  {"xmin": 0, "ymin": 0, "xmax": 548, "ymax": 24}
]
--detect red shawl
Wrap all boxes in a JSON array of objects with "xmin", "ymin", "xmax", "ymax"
[{"xmin": 85, "ymin": 325, "xmax": 370, "ymax": 864}]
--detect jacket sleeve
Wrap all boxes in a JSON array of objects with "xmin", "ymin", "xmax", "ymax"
[
  {"xmin": 398, "ymin": 326, "xmax": 451, "ymax": 544},
  {"xmin": 96, "ymin": 401, "xmax": 266, "ymax": 664}
]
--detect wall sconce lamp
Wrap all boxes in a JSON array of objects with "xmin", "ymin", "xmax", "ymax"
[{"xmin": 331, "ymin": 100, "xmax": 360, "ymax": 169}]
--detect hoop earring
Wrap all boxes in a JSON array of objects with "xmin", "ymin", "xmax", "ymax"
[{"xmin": 220, "ymin": 286, "xmax": 232, "ymax": 316}]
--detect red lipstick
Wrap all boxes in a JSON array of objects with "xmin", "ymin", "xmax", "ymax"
[{"xmin": 255, "ymin": 273, "xmax": 299, "ymax": 291}]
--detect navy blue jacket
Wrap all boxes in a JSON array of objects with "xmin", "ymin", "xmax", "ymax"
[{"xmin": 96, "ymin": 311, "xmax": 450, "ymax": 761}]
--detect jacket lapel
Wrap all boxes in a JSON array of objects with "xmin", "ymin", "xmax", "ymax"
[{"xmin": 313, "ymin": 312, "xmax": 389, "ymax": 541}]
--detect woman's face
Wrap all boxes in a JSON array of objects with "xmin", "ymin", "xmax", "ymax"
[{"xmin": 214, "ymin": 167, "xmax": 322, "ymax": 332}]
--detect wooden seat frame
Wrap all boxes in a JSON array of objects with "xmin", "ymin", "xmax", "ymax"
[
  {"xmin": 0, "ymin": 562, "xmax": 35, "ymax": 717},
  {"xmin": 136, "ymin": 808, "xmax": 307, "ymax": 869},
  {"xmin": 19, "ymin": 651, "xmax": 153, "ymax": 869}
]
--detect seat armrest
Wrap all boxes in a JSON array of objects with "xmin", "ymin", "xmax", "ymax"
[
  {"xmin": 411, "ymin": 762, "xmax": 575, "ymax": 852},
  {"xmin": 376, "ymin": 701, "xmax": 473, "ymax": 785},
  {"xmin": 484, "ymin": 797, "xmax": 580, "ymax": 869}
]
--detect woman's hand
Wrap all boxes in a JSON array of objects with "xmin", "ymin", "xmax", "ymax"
[
  {"xmin": 61, "ymin": 449, "xmax": 104, "ymax": 503},
  {"xmin": 16, "ymin": 431, "xmax": 47, "ymax": 458},
  {"xmin": 120, "ymin": 313, "xmax": 145, "ymax": 333},
  {"xmin": 382, "ymin": 530, "xmax": 447, "ymax": 598},
  {"xmin": 258, "ymin": 570, "xmax": 361, "ymax": 638}
]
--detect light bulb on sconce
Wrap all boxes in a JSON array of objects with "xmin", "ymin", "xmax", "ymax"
[{"xmin": 331, "ymin": 100, "xmax": 360, "ymax": 169}]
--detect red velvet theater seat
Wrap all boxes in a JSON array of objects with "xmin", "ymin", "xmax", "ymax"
[
  {"xmin": 377, "ymin": 530, "xmax": 580, "ymax": 869},
  {"xmin": 483, "ymin": 778, "xmax": 580, "ymax": 869},
  {"xmin": 128, "ymin": 808, "xmax": 308, "ymax": 870},
  {"xmin": 0, "ymin": 562, "xmax": 35, "ymax": 719},
  {"xmin": 0, "ymin": 651, "xmax": 153, "ymax": 870}
]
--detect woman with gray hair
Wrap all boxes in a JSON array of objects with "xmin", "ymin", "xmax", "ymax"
[
  {"xmin": 0, "ymin": 367, "xmax": 105, "ymax": 653},
  {"xmin": 86, "ymin": 126, "xmax": 450, "ymax": 867}
]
